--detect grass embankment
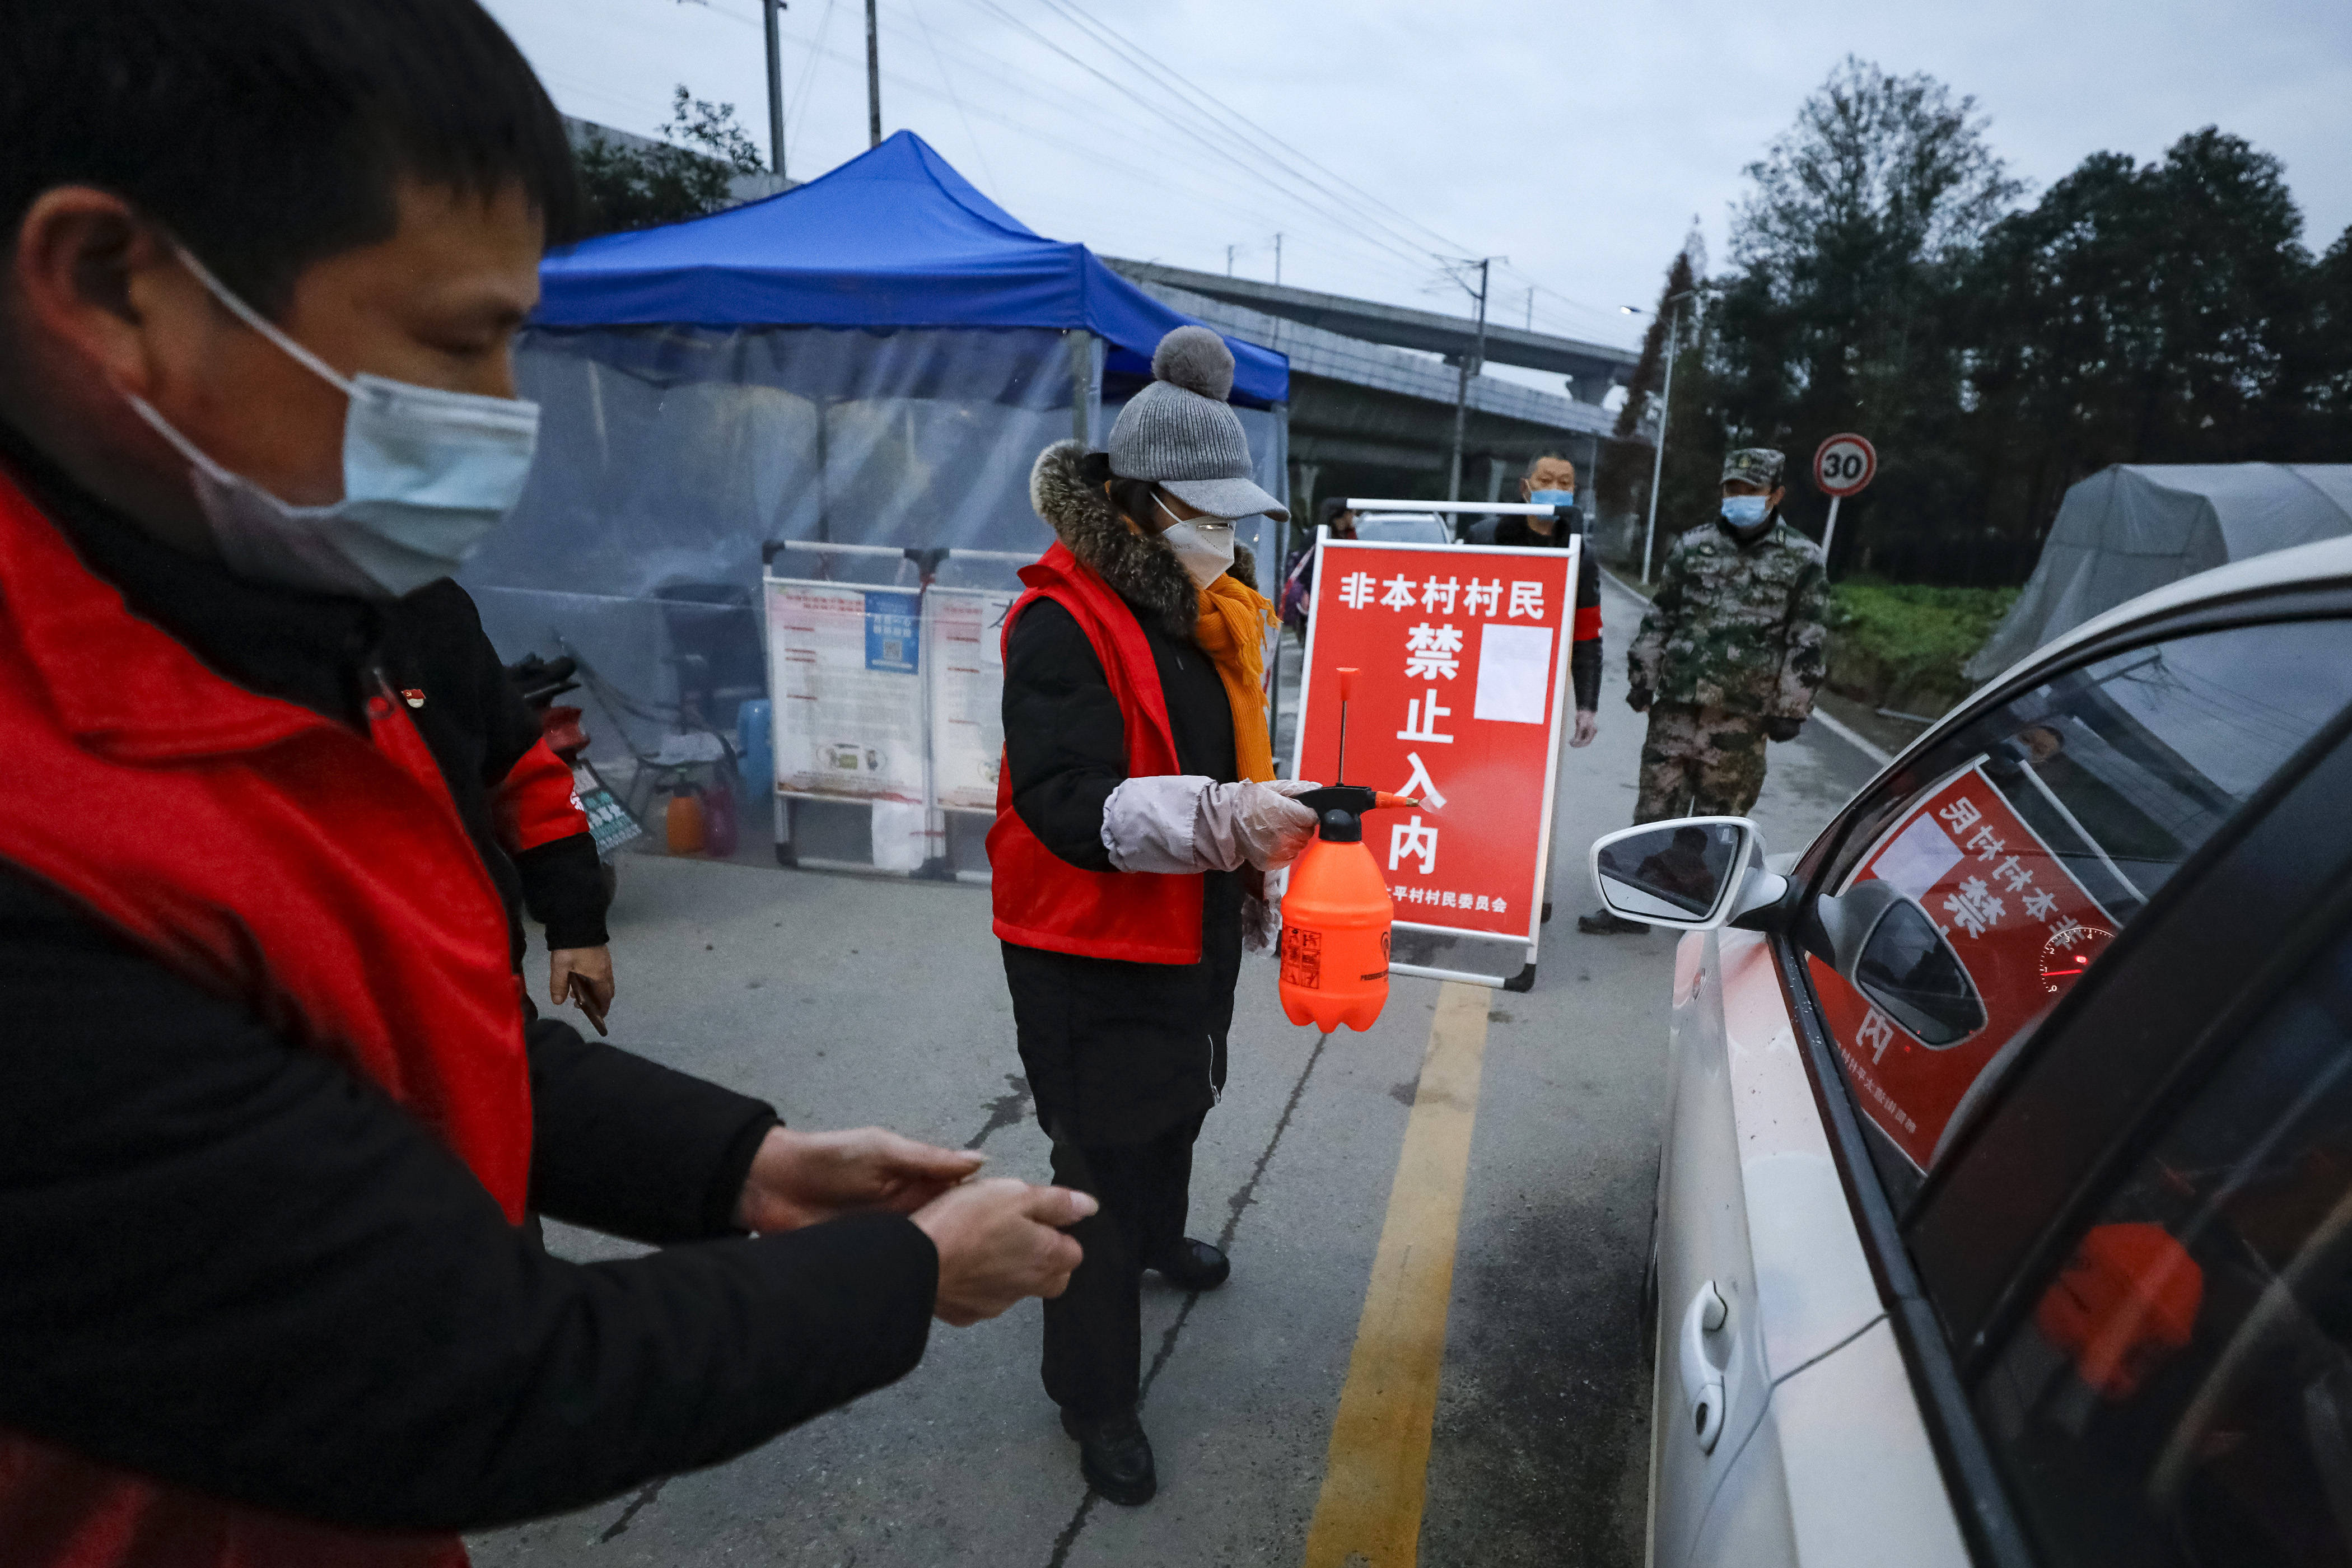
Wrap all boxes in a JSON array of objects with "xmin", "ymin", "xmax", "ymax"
[{"xmin": 1824, "ymin": 578, "xmax": 2019, "ymax": 719}]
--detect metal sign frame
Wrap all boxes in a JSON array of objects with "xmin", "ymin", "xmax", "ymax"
[{"xmin": 1287, "ymin": 520, "xmax": 1580, "ymax": 990}]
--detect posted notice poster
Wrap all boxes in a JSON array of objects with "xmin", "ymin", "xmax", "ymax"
[
  {"xmin": 765, "ymin": 580, "xmax": 925, "ymax": 802},
  {"xmin": 1291, "ymin": 539, "xmax": 1576, "ymax": 944},
  {"xmin": 926, "ymin": 587, "xmax": 1015, "ymax": 811},
  {"xmin": 1808, "ymin": 761, "xmax": 2112, "ymax": 1169}
]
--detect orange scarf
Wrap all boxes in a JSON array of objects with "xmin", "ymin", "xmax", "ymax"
[{"xmin": 1192, "ymin": 573, "xmax": 1277, "ymax": 782}]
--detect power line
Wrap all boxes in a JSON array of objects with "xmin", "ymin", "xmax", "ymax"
[
  {"xmin": 1020, "ymin": 0, "xmax": 1466, "ymax": 269},
  {"xmin": 907, "ymin": 0, "xmax": 999, "ymax": 198},
  {"xmin": 948, "ymin": 0, "xmax": 1458, "ymax": 288},
  {"xmin": 1028, "ymin": 0, "xmax": 1475, "ymax": 262}
]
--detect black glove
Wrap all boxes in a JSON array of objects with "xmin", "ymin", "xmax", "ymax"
[
  {"xmin": 1763, "ymin": 715, "xmax": 1804, "ymax": 743},
  {"xmin": 1627, "ymin": 685, "xmax": 1653, "ymax": 714}
]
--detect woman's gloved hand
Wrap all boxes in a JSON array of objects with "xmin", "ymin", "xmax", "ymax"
[
  {"xmin": 1102, "ymin": 776, "xmax": 1326, "ymax": 874},
  {"xmin": 1205, "ymin": 777, "xmax": 1325, "ymax": 870}
]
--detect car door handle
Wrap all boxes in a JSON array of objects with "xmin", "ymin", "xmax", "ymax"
[{"xmin": 1678, "ymin": 1280, "xmax": 1729, "ymax": 1454}]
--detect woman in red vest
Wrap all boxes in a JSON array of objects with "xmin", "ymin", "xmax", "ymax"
[{"xmin": 988, "ymin": 328, "xmax": 1322, "ymax": 1505}]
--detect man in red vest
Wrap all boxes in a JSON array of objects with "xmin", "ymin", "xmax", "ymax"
[{"xmin": 0, "ymin": 3, "xmax": 1090, "ymax": 1562}]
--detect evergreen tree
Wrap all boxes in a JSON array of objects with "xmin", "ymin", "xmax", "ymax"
[{"xmin": 576, "ymin": 87, "xmax": 767, "ymax": 237}]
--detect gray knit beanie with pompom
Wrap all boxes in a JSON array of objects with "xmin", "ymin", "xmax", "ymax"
[{"xmin": 1104, "ymin": 325, "xmax": 1288, "ymax": 521}]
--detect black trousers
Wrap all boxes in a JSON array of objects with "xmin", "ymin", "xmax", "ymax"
[{"xmin": 1042, "ymin": 1110, "xmax": 1207, "ymax": 1416}]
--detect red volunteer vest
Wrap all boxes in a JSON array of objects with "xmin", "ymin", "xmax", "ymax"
[
  {"xmin": 0, "ymin": 469, "xmax": 532, "ymax": 1567},
  {"xmin": 987, "ymin": 542, "xmax": 1204, "ymax": 964}
]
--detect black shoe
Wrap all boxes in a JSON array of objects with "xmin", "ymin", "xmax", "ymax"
[
  {"xmin": 1576, "ymin": 908, "xmax": 1651, "ymax": 935},
  {"xmin": 1145, "ymin": 1238, "xmax": 1231, "ymax": 1291},
  {"xmin": 1061, "ymin": 1406, "xmax": 1158, "ymax": 1505}
]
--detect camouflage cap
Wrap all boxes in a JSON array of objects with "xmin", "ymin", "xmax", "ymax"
[{"xmin": 1721, "ymin": 447, "xmax": 1785, "ymax": 488}]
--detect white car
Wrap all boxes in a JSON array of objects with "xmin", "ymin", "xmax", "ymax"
[{"xmin": 1593, "ymin": 536, "xmax": 2352, "ymax": 1568}]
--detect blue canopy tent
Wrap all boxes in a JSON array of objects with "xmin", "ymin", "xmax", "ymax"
[{"xmin": 461, "ymin": 130, "xmax": 1290, "ymax": 751}]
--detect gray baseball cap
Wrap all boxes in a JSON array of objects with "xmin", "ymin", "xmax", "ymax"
[{"xmin": 1106, "ymin": 326, "xmax": 1289, "ymax": 521}]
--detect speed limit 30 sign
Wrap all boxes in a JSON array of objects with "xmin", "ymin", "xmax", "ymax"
[
  {"xmin": 1811, "ymin": 432, "xmax": 1877, "ymax": 563},
  {"xmin": 1813, "ymin": 433, "xmax": 1877, "ymax": 497}
]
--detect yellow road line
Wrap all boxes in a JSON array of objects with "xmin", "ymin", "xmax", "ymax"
[{"xmin": 1302, "ymin": 981, "xmax": 1492, "ymax": 1568}]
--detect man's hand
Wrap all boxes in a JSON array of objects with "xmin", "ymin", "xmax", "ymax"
[
  {"xmin": 913, "ymin": 1177, "xmax": 1094, "ymax": 1326},
  {"xmin": 1626, "ymin": 686, "xmax": 1653, "ymax": 714},
  {"xmin": 1570, "ymin": 710, "xmax": 1599, "ymax": 748},
  {"xmin": 1763, "ymin": 715, "xmax": 1805, "ymax": 743},
  {"xmin": 735, "ymin": 1126, "xmax": 986, "ymax": 1234},
  {"xmin": 549, "ymin": 945, "xmax": 614, "ymax": 1035}
]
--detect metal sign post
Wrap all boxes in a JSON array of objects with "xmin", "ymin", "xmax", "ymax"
[{"xmin": 1812, "ymin": 432, "xmax": 1878, "ymax": 566}]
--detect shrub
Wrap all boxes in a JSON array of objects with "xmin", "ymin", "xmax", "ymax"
[{"xmin": 1824, "ymin": 577, "xmax": 2018, "ymax": 716}]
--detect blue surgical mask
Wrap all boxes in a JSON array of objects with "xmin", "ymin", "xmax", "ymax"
[
  {"xmin": 1528, "ymin": 488, "xmax": 1575, "ymax": 507},
  {"xmin": 1721, "ymin": 495, "xmax": 1772, "ymax": 529},
  {"xmin": 125, "ymin": 245, "xmax": 539, "ymax": 599}
]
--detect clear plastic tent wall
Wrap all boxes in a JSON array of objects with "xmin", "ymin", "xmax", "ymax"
[
  {"xmin": 461, "ymin": 322, "xmax": 1079, "ymax": 752},
  {"xmin": 1965, "ymin": 463, "xmax": 2352, "ymax": 682}
]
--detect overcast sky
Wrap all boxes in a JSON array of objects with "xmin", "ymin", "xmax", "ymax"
[{"xmin": 482, "ymin": 0, "xmax": 2352, "ymax": 372}]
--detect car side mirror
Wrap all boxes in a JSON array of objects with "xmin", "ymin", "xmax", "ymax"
[
  {"xmin": 1588, "ymin": 817, "xmax": 1786, "ymax": 932},
  {"xmin": 1814, "ymin": 880, "xmax": 1987, "ymax": 1048}
]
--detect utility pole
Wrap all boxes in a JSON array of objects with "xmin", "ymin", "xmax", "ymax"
[
  {"xmin": 1273, "ymin": 232, "xmax": 1282, "ymax": 285},
  {"xmin": 1640, "ymin": 288, "xmax": 1697, "ymax": 582},
  {"xmin": 1226, "ymin": 244, "xmax": 1235, "ymax": 277},
  {"xmin": 1525, "ymin": 287, "xmax": 1534, "ymax": 331},
  {"xmin": 865, "ymin": 0, "xmax": 883, "ymax": 147},
  {"xmin": 1446, "ymin": 258, "xmax": 1492, "ymax": 504},
  {"xmin": 762, "ymin": 0, "xmax": 787, "ymax": 178}
]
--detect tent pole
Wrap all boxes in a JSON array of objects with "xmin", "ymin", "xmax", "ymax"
[{"xmin": 1067, "ymin": 332, "xmax": 1100, "ymax": 448}]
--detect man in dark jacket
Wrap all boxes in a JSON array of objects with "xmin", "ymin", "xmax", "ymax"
[
  {"xmin": 1483, "ymin": 452, "xmax": 1602, "ymax": 748},
  {"xmin": 412, "ymin": 577, "xmax": 619, "ymax": 1028},
  {"xmin": 0, "ymin": 4, "xmax": 1090, "ymax": 1562}
]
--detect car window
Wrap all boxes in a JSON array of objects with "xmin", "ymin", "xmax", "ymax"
[
  {"xmin": 1973, "ymin": 916, "xmax": 2352, "ymax": 1567},
  {"xmin": 1805, "ymin": 619, "xmax": 2352, "ymax": 1193}
]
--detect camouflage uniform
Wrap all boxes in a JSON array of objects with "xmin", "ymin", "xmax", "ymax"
[{"xmin": 1626, "ymin": 450, "xmax": 1828, "ymax": 823}]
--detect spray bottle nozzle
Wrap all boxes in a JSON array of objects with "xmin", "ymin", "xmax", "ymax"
[{"xmin": 1296, "ymin": 786, "xmax": 1419, "ymax": 842}]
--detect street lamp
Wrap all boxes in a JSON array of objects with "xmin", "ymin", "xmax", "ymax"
[{"xmin": 1627, "ymin": 290, "xmax": 1697, "ymax": 582}]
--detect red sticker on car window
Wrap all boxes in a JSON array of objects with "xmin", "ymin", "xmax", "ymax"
[{"xmin": 1810, "ymin": 762, "xmax": 2111, "ymax": 1169}]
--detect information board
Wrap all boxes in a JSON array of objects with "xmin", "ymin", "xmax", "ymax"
[
  {"xmin": 925, "ymin": 586, "xmax": 1015, "ymax": 812},
  {"xmin": 1808, "ymin": 758, "xmax": 2111, "ymax": 1169},
  {"xmin": 764, "ymin": 579, "xmax": 926, "ymax": 802},
  {"xmin": 1290, "ymin": 538, "xmax": 1576, "ymax": 948}
]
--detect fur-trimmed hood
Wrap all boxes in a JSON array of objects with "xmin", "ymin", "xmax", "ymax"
[{"xmin": 1027, "ymin": 440, "xmax": 1257, "ymax": 643}]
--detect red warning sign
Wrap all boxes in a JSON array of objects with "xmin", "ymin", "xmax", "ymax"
[
  {"xmin": 1290, "ymin": 539, "xmax": 1576, "ymax": 944},
  {"xmin": 1809, "ymin": 762, "xmax": 2112, "ymax": 1169}
]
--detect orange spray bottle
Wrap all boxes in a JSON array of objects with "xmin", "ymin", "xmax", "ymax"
[{"xmin": 1278, "ymin": 668, "xmax": 1418, "ymax": 1033}]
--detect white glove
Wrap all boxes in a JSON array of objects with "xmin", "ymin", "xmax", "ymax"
[{"xmin": 1103, "ymin": 777, "xmax": 1325, "ymax": 874}]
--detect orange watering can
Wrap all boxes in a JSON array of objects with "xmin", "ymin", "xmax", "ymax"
[{"xmin": 1279, "ymin": 669, "xmax": 1417, "ymax": 1034}]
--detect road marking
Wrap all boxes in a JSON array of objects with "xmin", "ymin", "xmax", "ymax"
[
  {"xmin": 1805, "ymin": 706, "xmax": 1893, "ymax": 767},
  {"xmin": 1302, "ymin": 981, "xmax": 1492, "ymax": 1568}
]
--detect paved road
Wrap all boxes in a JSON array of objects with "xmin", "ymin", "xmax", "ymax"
[{"xmin": 472, "ymin": 572, "xmax": 1878, "ymax": 1567}]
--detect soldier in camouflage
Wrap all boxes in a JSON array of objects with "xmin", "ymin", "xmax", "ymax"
[{"xmin": 1579, "ymin": 447, "xmax": 1829, "ymax": 935}]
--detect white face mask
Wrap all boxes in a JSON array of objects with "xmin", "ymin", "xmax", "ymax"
[
  {"xmin": 1156, "ymin": 496, "xmax": 1237, "ymax": 588},
  {"xmin": 124, "ymin": 245, "xmax": 540, "ymax": 599}
]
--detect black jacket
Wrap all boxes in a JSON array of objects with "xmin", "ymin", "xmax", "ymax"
[
  {"xmin": 1001, "ymin": 599, "xmax": 1243, "ymax": 1145},
  {"xmin": 997, "ymin": 442, "xmax": 1258, "ymax": 1146},
  {"xmin": 0, "ymin": 433, "xmax": 937, "ymax": 1530}
]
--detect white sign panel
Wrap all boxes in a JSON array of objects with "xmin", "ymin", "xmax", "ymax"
[
  {"xmin": 926, "ymin": 587, "xmax": 1015, "ymax": 811},
  {"xmin": 765, "ymin": 579, "xmax": 925, "ymax": 802}
]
